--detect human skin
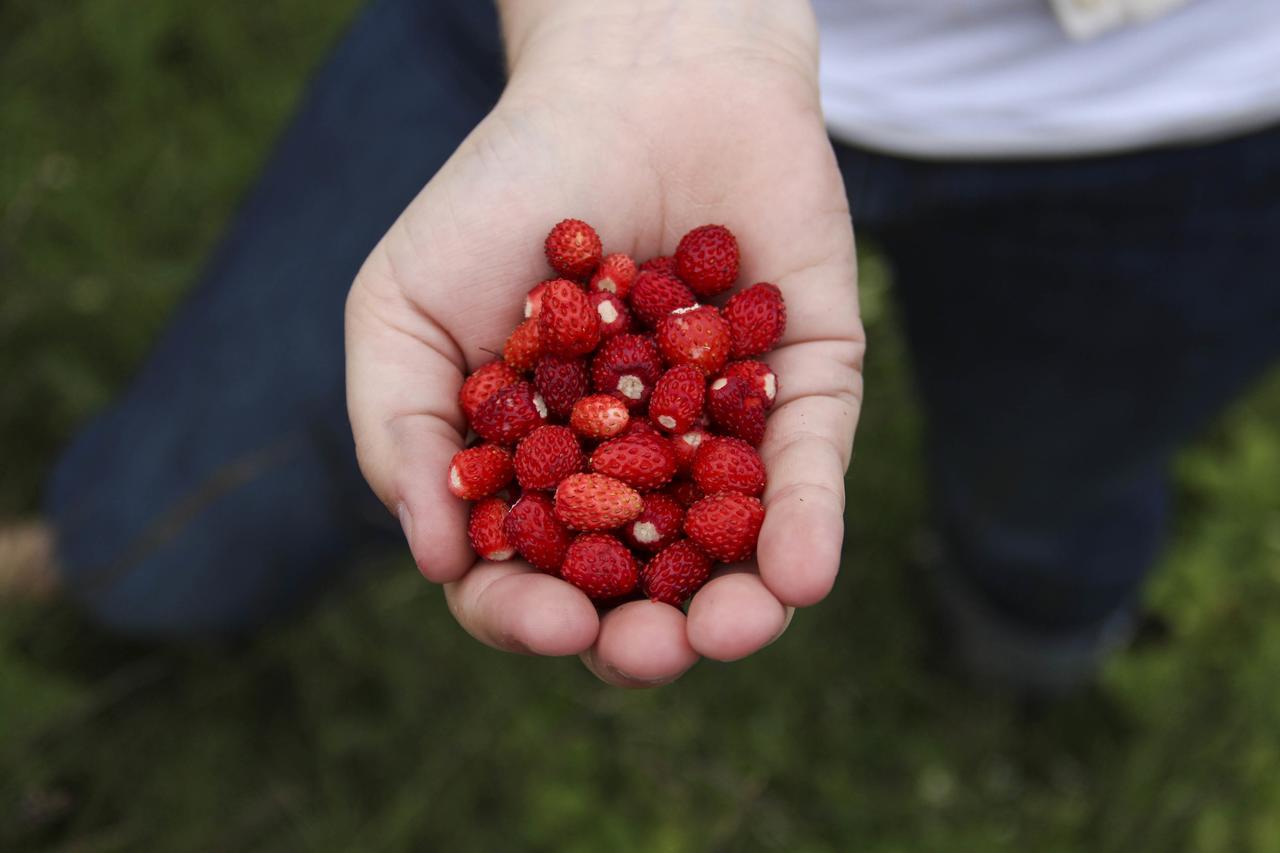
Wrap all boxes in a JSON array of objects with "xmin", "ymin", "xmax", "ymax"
[{"xmin": 345, "ymin": 0, "xmax": 864, "ymax": 687}]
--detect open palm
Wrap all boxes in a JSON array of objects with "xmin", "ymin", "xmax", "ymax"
[{"xmin": 346, "ymin": 37, "xmax": 864, "ymax": 686}]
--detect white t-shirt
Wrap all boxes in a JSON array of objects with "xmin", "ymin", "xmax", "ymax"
[{"xmin": 814, "ymin": 0, "xmax": 1280, "ymax": 158}]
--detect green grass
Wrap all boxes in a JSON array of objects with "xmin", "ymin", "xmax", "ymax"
[{"xmin": 3, "ymin": 2, "xmax": 1280, "ymax": 850}]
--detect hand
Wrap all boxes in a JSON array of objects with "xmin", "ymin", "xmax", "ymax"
[{"xmin": 346, "ymin": 0, "xmax": 864, "ymax": 686}]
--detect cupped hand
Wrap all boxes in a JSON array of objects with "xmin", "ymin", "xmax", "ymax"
[{"xmin": 345, "ymin": 2, "xmax": 864, "ymax": 686}]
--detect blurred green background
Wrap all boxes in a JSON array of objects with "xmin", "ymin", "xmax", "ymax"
[{"xmin": 3, "ymin": 1, "xmax": 1280, "ymax": 850}]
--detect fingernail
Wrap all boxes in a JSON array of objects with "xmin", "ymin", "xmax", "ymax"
[{"xmin": 766, "ymin": 606, "xmax": 796, "ymax": 647}]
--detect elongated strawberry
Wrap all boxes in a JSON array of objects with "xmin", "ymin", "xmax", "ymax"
[
  {"xmin": 723, "ymin": 282, "xmax": 786, "ymax": 357},
  {"xmin": 590, "ymin": 431, "xmax": 678, "ymax": 490},
  {"xmin": 545, "ymin": 218, "xmax": 602, "ymax": 280},
  {"xmin": 647, "ymin": 367, "xmax": 702, "ymax": 437},
  {"xmin": 590, "ymin": 333, "xmax": 663, "ymax": 409},
  {"xmin": 621, "ymin": 492, "xmax": 685, "ymax": 552},
  {"xmin": 707, "ymin": 376, "xmax": 766, "ymax": 446},
  {"xmin": 684, "ymin": 492, "xmax": 765, "ymax": 562},
  {"xmin": 641, "ymin": 539, "xmax": 713, "ymax": 606},
  {"xmin": 533, "ymin": 354, "xmax": 589, "ymax": 419},
  {"xmin": 504, "ymin": 492, "xmax": 571, "ymax": 573},
  {"xmin": 561, "ymin": 533, "xmax": 639, "ymax": 600},
  {"xmin": 692, "ymin": 436, "xmax": 767, "ymax": 496},
  {"xmin": 504, "ymin": 318, "xmax": 542, "ymax": 373},
  {"xmin": 569, "ymin": 394, "xmax": 630, "ymax": 440},
  {"xmin": 722, "ymin": 359, "xmax": 778, "ymax": 409},
  {"xmin": 554, "ymin": 473, "xmax": 643, "ymax": 530},
  {"xmin": 670, "ymin": 427, "xmax": 710, "ymax": 474},
  {"xmin": 514, "ymin": 425, "xmax": 584, "ymax": 490},
  {"xmin": 471, "ymin": 381, "xmax": 548, "ymax": 444},
  {"xmin": 675, "ymin": 224, "xmax": 739, "ymax": 297},
  {"xmin": 468, "ymin": 497, "xmax": 515, "ymax": 561},
  {"xmin": 539, "ymin": 278, "xmax": 600, "ymax": 358},
  {"xmin": 629, "ymin": 270, "xmax": 697, "ymax": 328},
  {"xmin": 657, "ymin": 305, "xmax": 731, "ymax": 375},
  {"xmin": 460, "ymin": 361, "xmax": 520, "ymax": 422},
  {"xmin": 589, "ymin": 291, "xmax": 631, "ymax": 338},
  {"xmin": 447, "ymin": 443, "xmax": 514, "ymax": 500},
  {"xmin": 588, "ymin": 253, "xmax": 637, "ymax": 299}
]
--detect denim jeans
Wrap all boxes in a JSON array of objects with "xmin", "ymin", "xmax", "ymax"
[{"xmin": 45, "ymin": 0, "xmax": 1280, "ymax": 638}]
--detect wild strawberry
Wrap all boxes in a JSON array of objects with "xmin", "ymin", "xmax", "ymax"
[
  {"xmin": 560, "ymin": 533, "xmax": 639, "ymax": 600},
  {"xmin": 545, "ymin": 218, "xmax": 602, "ymax": 280},
  {"xmin": 621, "ymin": 492, "xmax": 685, "ymax": 552},
  {"xmin": 504, "ymin": 318, "xmax": 542, "ymax": 373},
  {"xmin": 723, "ymin": 282, "xmax": 786, "ymax": 357},
  {"xmin": 707, "ymin": 376, "xmax": 767, "ymax": 445},
  {"xmin": 641, "ymin": 539, "xmax": 713, "ymax": 606},
  {"xmin": 670, "ymin": 427, "xmax": 711, "ymax": 473},
  {"xmin": 447, "ymin": 443, "xmax": 514, "ymax": 499},
  {"xmin": 668, "ymin": 478, "xmax": 705, "ymax": 509},
  {"xmin": 649, "ymin": 364, "xmax": 706, "ymax": 433},
  {"xmin": 514, "ymin": 425, "xmax": 584, "ymax": 490},
  {"xmin": 692, "ymin": 436, "xmax": 767, "ymax": 496},
  {"xmin": 504, "ymin": 492, "xmax": 571, "ymax": 573},
  {"xmin": 590, "ymin": 333, "xmax": 663, "ymax": 409},
  {"xmin": 471, "ymin": 382, "xmax": 547, "ymax": 444},
  {"xmin": 589, "ymin": 291, "xmax": 631, "ymax": 338},
  {"xmin": 533, "ymin": 354, "xmax": 589, "ymax": 419},
  {"xmin": 622, "ymin": 416, "xmax": 658, "ymax": 437},
  {"xmin": 656, "ymin": 305, "xmax": 731, "ymax": 375},
  {"xmin": 629, "ymin": 270, "xmax": 696, "ymax": 328},
  {"xmin": 675, "ymin": 224, "xmax": 739, "ymax": 297},
  {"xmin": 638, "ymin": 255, "xmax": 677, "ymax": 275},
  {"xmin": 554, "ymin": 473, "xmax": 643, "ymax": 530},
  {"xmin": 588, "ymin": 252, "xmax": 637, "ymax": 298},
  {"xmin": 590, "ymin": 431, "xmax": 678, "ymax": 490},
  {"xmin": 524, "ymin": 280, "xmax": 553, "ymax": 320},
  {"xmin": 684, "ymin": 493, "xmax": 765, "ymax": 562},
  {"xmin": 569, "ymin": 394, "xmax": 630, "ymax": 440},
  {"xmin": 459, "ymin": 361, "xmax": 520, "ymax": 422},
  {"xmin": 468, "ymin": 497, "xmax": 515, "ymax": 561},
  {"xmin": 722, "ymin": 359, "xmax": 778, "ymax": 408},
  {"xmin": 538, "ymin": 279, "xmax": 600, "ymax": 358}
]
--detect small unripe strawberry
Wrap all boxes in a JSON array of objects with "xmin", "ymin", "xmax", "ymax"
[
  {"xmin": 561, "ymin": 533, "xmax": 639, "ymax": 600},
  {"xmin": 514, "ymin": 425, "xmax": 584, "ymax": 490},
  {"xmin": 675, "ymin": 224, "xmax": 739, "ymax": 297},
  {"xmin": 723, "ymin": 282, "xmax": 786, "ymax": 357},
  {"xmin": 641, "ymin": 539, "xmax": 713, "ymax": 606},
  {"xmin": 471, "ymin": 381, "xmax": 548, "ymax": 445},
  {"xmin": 684, "ymin": 492, "xmax": 765, "ymax": 562},
  {"xmin": 544, "ymin": 218, "xmax": 602, "ymax": 280},
  {"xmin": 588, "ymin": 253, "xmax": 637, "ymax": 298},
  {"xmin": 468, "ymin": 497, "xmax": 515, "ymax": 561},
  {"xmin": 460, "ymin": 361, "xmax": 520, "ymax": 422},
  {"xmin": 649, "ymin": 364, "xmax": 707, "ymax": 433},
  {"xmin": 569, "ymin": 394, "xmax": 630, "ymax": 440},
  {"xmin": 504, "ymin": 318, "xmax": 542, "ymax": 374},
  {"xmin": 657, "ymin": 305, "xmax": 731, "ymax": 375},
  {"xmin": 722, "ymin": 359, "xmax": 778, "ymax": 408},
  {"xmin": 589, "ymin": 291, "xmax": 631, "ymax": 338},
  {"xmin": 590, "ymin": 333, "xmax": 663, "ymax": 410},
  {"xmin": 691, "ymin": 436, "xmax": 767, "ymax": 496},
  {"xmin": 589, "ymin": 431, "xmax": 678, "ymax": 491},
  {"xmin": 621, "ymin": 492, "xmax": 685, "ymax": 553},
  {"xmin": 554, "ymin": 473, "xmax": 643, "ymax": 531},
  {"xmin": 539, "ymin": 279, "xmax": 600, "ymax": 358},
  {"xmin": 533, "ymin": 354, "xmax": 590, "ymax": 419},
  {"xmin": 629, "ymin": 270, "xmax": 696, "ymax": 328},
  {"xmin": 448, "ymin": 443, "xmax": 514, "ymax": 500},
  {"xmin": 504, "ymin": 492, "xmax": 571, "ymax": 573}
]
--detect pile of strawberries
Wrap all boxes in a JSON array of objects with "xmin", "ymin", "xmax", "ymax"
[{"xmin": 447, "ymin": 219, "xmax": 786, "ymax": 607}]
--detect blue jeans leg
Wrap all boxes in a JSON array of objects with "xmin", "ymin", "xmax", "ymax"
[{"xmin": 44, "ymin": 0, "xmax": 504, "ymax": 636}]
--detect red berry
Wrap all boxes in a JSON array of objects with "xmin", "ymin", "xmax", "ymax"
[
  {"xmin": 545, "ymin": 218, "xmax": 602, "ymax": 280},
  {"xmin": 588, "ymin": 253, "xmax": 637, "ymax": 299},
  {"xmin": 722, "ymin": 359, "xmax": 778, "ymax": 408},
  {"xmin": 524, "ymin": 280, "xmax": 553, "ymax": 320},
  {"xmin": 459, "ymin": 361, "xmax": 520, "ymax": 422},
  {"xmin": 707, "ymin": 376, "xmax": 767, "ymax": 446},
  {"xmin": 629, "ymin": 270, "xmax": 696, "ymax": 328},
  {"xmin": 670, "ymin": 427, "xmax": 711, "ymax": 474},
  {"xmin": 514, "ymin": 425, "xmax": 584, "ymax": 490},
  {"xmin": 622, "ymin": 416, "xmax": 659, "ymax": 437},
  {"xmin": 723, "ymin": 282, "xmax": 786, "ymax": 357},
  {"xmin": 468, "ymin": 497, "xmax": 515, "ymax": 561},
  {"xmin": 561, "ymin": 533, "xmax": 639, "ymax": 600},
  {"xmin": 675, "ymin": 224, "xmax": 739, "ymax": 297},
  {"xmin": 684, "ymin": 493, "xmax": 765, "ymax": 562},
  {"xmin": 471, "ymin": 381, "xmax": 548, "ymax": 444},
  {"xmin": 539, "ymin": 279, "xmax": 600, "ymax": 358},
  {"xmin": 504, "ymin": 492, "xmax": 571, "ymax": 573},
  {"xmin": 569, "ymin": 394, "xmax": 630, "ymax": 440},
  {"xmin": 590, "ymin": 431, "xmax": 678, "ymax": 491},
  {"xmin": 590, "ymin": 333, "xmax": 663, "ymax": 410},
  {"xmin": 533, "ymin": 354, "xmax": 590, "ymax": 419},
  {"xmin": 554, "ymin": 473, "xmax": 643, "ymax": 531},
  {"xmin": 668, "ymin": 478, "xmax": 706, "ymax": 509},
  {"xmin": 621, "ymin": 492, "xmax": 685, "ymax": 552},
  {"xmin": 656, "ymin": 305, "xmax": 731, "ymax": 375},
  {"xmin": 589, "ymin": 291, "xmax": 631, "ymax": 338},
  {"xmin": 638, "ymin": 255, "xmax": 677, "ymax": 275},
  {"xmin": 447, "ymin": 443, "xmax": 514, "ymax": 499},
  {"xmin": 504, "ymin": 318, "xmax": 542, "ymax": 374},
  {"xmin": 641, "ymin": 539, "xmax": 713, "ymax": 606},
  {"xmin": 691, "ymin": 436, "xmax": 767, "ymax": 496},
  {"xmin": 649, "ymin": 364, "xmax": 706, "ymax": 433}
]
